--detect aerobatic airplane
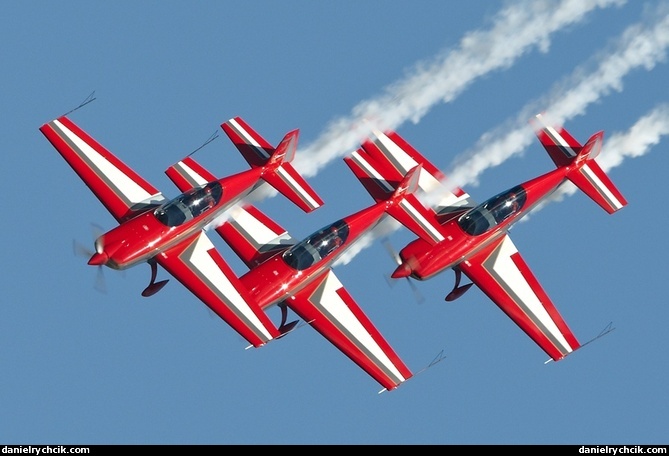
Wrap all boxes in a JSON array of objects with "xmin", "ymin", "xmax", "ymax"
[
  {"xmin": 40, "ymin": 112, "xmax": 324, "ymax": 347},
  {"xmin": 165, "ymin": 150, "xmax": 443, "ymax": 392},
  {"xmin": 344, "ymin": 113, "xmax": 627, "ymax": 363},
  {"xmin": 41, "ymin": 109, "xmax": 442, "ymax": 392}
]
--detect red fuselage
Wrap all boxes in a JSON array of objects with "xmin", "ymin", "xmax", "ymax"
[
  {"xmin": 399, "ymin": 166, "xmax": 570, "ymax": 280},
  {"xmin": 239, "ymin": 202, "xmax": 388, "ymax": 310},
  {"xmin": 89, "ymin": 169, "xmax": 263, "ymax": 269},
  {"xmin": 90, "ymin": 210, "xmax": 196, "ymax": 269}
]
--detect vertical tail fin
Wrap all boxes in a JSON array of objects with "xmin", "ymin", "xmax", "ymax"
[
  {"xmin": 222, "ymin": 117, "xmax": 324, "ymax": 213},
  {"xmin": 530, "ymin": 113, "xmax": 627, "ymax": 214}
]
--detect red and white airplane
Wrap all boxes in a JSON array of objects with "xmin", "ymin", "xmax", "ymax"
[
  {"xmin": 40, "ymin": 110, "xmax": 440, "ymax": 392},
  {"xmin": 167, "ymin": 151, "xmax": 444, "ymax": 391},
  {"xmin": 344, "ymin": 113, "xmax": 627, "ymax": 363},
  {"xmin": 40, "ymin": 113, "xmax": 324, "ymax": 347}
]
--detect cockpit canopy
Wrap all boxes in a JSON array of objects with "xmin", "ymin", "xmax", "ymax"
[
  {"xmin": 458, "ymin": 185, "xmax": 527, "ymax": 236},
  {"xmin": 154, "ymin": 181, "xmax": 223, "ymax": 227},
  {"xmin": 283, "ymin": 220, "xmax": 350, "ymax": 270}
]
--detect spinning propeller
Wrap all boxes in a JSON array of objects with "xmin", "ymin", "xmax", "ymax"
[
  {"xmin": 72, "ymin": 223, "xmax": 107, "ymax": 293},
  {"xmin": 380, "ymin": 238, "xmax": 424, "ymax": 304},
  {"xmin": 381, "ymin": 238, "xmax": 474, "ymax": 303}
]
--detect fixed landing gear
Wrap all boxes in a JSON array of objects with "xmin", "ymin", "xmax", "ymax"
[
  {"xmin": 445, "ymin": 268, "xmax": 473, "ymax": 301},
  {"xmin": 277, "ymin": 302, "xmax": 298, "ymax": 336},
  {"xmin": 141, "ymin": 259, "xmax": 169, "ymax": 297}
]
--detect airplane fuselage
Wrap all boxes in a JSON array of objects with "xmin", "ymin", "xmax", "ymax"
[
  {"xmin": 239, "ymin": 202, "xmax": 388, "ymax": 310},
  {"xmin": 399, "ymin": 166, "xmax": 572, "ymax": 280},
  {"xmin": 89, "ymin": 170, "xmax": 263, "ymax": 270}
]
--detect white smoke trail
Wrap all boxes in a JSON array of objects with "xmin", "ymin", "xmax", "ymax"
[
  {"xmin": 232, "ymin": 0, "xmax": 624, "ymax": 263},
  {"xmin": 443, "ymin": 3, "xmax": 669, "ymax": 193},
  {"xmin": 294, "ymin": 0, "xmax": 625, "ymax": 177},
  {"xmin": 336, "ymin": 3, "xmax": 669, "ymax": 266},
  {"xmin": 336, "ymin": 104, "xmax": 669, "ymax": 265},
  {"xmin": 601, "ymin": 104, "xmax": 669, "ymax": 169}
]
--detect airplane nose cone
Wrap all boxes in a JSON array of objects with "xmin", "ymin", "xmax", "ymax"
[
  {"xmin": 391, "ymin": 263, "xmax": 412, "ymax": 279},
  {"xmin": 88, "ymin": 252, "xmax": 108, "ymax": 266}
]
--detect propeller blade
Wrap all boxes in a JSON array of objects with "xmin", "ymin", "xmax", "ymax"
[
  {"xmin": 380, "ymin": 238, "xmax": 424, "ymax": 304},
  {"xmin": 73, "ymin": 239, "xmax": 93, "ymax": 258},
  {"xmin": 91, "ymin": 223, "xmax": 105, "ymax": 240},
  {"xmin": 406, "ymin": 277, "xmax": 425, "ymax": 304},
  {"xmin": 381, "ymin": 238, "xmax": 402, "ymax": 265},
  {"xmin": 94, "ymin": 266, "xmax": 107, "ymax": 294},
  {"xmin": 72, "ymin": 222, "xmax": 109, "ymax": 294}
]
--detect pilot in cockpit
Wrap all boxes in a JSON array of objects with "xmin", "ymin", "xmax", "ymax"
[
  {"xmin": 201, "ymin": 185, "xmax": 217, "ymax": 212},
  {"xmin": 184, "ymin": 185, "xmax": 217, "ymax": 217},
  {"xmin": 319, "ymin": 225, "xmax": 344, "ymax": 257},
  {"xmin": 490, "ymin": 190, "xmax": 521, "ymax": 223}
]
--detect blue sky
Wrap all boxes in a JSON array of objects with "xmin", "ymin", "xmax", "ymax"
[{"xmin": 2, "ymin": 0, "xmax": 669, "ymax": 445}]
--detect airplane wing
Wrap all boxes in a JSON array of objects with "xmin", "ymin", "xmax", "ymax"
[
  {"xmin": 214, "ymin": 204, "xmax": 296, "ymax": 269},
  {"xmin": 213, "ymin": 204, "xmax": 412, "ymax": 391},
  {"xmin": 40, "ymin": 116, "xmax": 167, "ymax": 223},
  {"xmin": 348, "ymin": 129, "xmax": 476, "ymax": 222},
  {"xmin": 458, "ymin": 234, "xmax": 581, "ymax": 361},
  {"xmin": 155, "ymin": 231, "xmax": 281, "ymax": 347},
  {"xmin": 286, "ymin": 269, "xmax": 413, "ymax": 392}
]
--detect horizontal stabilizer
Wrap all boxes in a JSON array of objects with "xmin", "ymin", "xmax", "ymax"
[
  {"xmin": 165, "ymin": 156, "xmax": 217, "ymax": 192},
  {"xmin": 346, "ymin": 154, "xmax": 444, "ymax": 246},
  {"xmin": 222, "ymin": 117, "xmax": 324, "ymax": 213},
  {"xmin": 345, "ymin": 129, "xmax": 475, "ymax": 223},
  {"xmin": 344, "ymin": 150, "xmax": 394, "ymax": 202},
  {"xmin": 568, "ymin": 151, "xmax": 627, "ymax": 214},
  {"xmin": 221, "ymin": 117, "xmax": 275, "ymax": 168},
  {"xmin": 263, "ymin": 150, "xmax": 324, "ymax": 213},
  {"xmin": 385, "ymin": 166, "xmax": 444, "ymax": 245},
  {"xmin": 530, "ymin": 114, "xmax": 627, "ymax": 214},
  {"xmin": 531, "ymin": 114, "xmax": 627, "ymax": 214},
  {"xmin": 530, "ymin": 113, "xmax": 584, "ymax": 167}
]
